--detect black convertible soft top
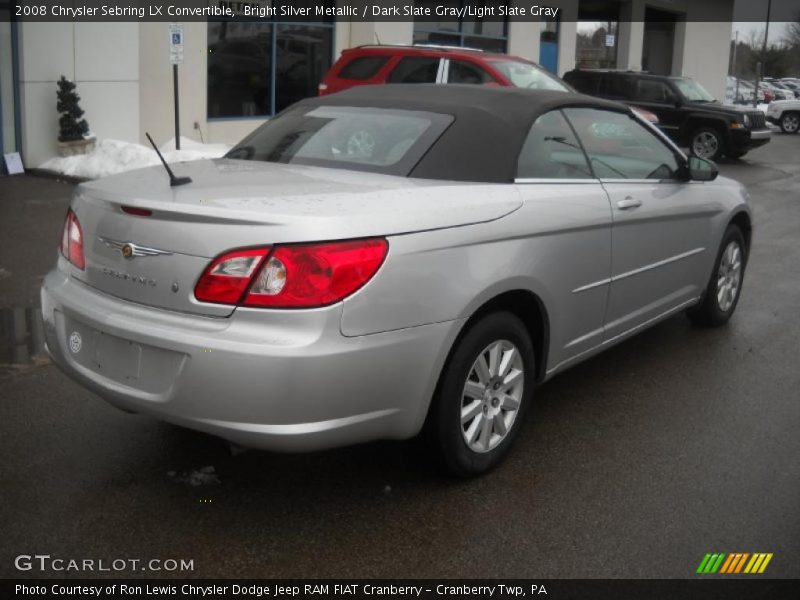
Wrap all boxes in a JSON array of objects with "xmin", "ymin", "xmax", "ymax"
[{"xmin": 294, "ymin": 84, "xmax": 631, "ymax": 183}]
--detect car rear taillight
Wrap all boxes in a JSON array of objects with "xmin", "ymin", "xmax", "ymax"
[
  {"xmin": 194, "ymin": 239, "xmax": 388, "ymax": 309},
  {"xmin": 60, "ymin": 209, "xmax": 85, "ymax": 270},
  {"xmin": 194, "ymin": 248, "xmax": 270, "ymax": 305}
]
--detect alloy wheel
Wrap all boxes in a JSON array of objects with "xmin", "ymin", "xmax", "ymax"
[
  {"xmin": 460, "ymin": 340, "xmax": 524, "ymax": 453},
  {"xmin": 782, "ymin": 113, "xmax": 799, "ymax": 133},
  {"xmin": 692, "ymin": 131, "xmax": 720, "ymax": 159},
  {"xmin": 717, "ymin": 241, "xmax": 743, "ymax": 312}
]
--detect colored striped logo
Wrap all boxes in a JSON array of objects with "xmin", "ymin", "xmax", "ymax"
[{"xmin": 696, "ymin": 553, "xmax": 773, "ymax": 574}]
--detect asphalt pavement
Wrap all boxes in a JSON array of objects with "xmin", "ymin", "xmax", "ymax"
[{"xmin": 0, "ymin": 137, "xmax": 798, "ymax": 579}]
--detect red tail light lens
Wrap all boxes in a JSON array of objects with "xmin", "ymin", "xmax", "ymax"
[
  {"xmin": 194, "ymin": 239, "xmax": 388, "ymax": 309},
  {"xmin": 60, "ymin": 209, "xmax": 85, "ymax": 270},
  {"xmin": 245, "ymin": 239, "xmax": 388, "ymax": 308},
  {"xmin": 194, "ymin": 248, "xmax": 270, "ymax": 305}
]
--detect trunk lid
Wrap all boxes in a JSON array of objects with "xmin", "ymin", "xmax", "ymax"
[{"xmin": 71, "ymin": 159, "xmax": 521, "ymax": 316}]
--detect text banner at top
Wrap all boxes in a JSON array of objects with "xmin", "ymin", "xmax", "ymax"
[{"xmin": 6, "ymin": 0, "xmax": 799, "ymax": 23}]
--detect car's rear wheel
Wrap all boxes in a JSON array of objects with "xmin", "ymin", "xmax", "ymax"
[
  {"xmin": 690, "ymin": 127, "xmax": 725, "ymax": 161},
  {"xmin": 780, "ymin": 112, "xmax": 800, "ymax": 134},
  {"xmin": 429, "ymin": 312, "xmax": 535, "ymax": 477},
  {"xmin": 687, "ymin": 225, "xmax": 747, "ymax": 326}
]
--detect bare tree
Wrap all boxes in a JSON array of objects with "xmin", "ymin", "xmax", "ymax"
[{"xmin": 786, "ymin": 15, "xmax": 800, "ymax": 48}]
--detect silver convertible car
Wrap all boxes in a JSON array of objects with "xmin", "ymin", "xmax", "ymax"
[{"xmin": 42, "ymin": 85, "xmax": 751, "ymax": 476}]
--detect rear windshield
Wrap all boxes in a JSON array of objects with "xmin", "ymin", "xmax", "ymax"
[
  {"xmin": 227, "ymin": 106, "xmax": 453, "ymax": 176},
  {"xmin": 490, "ymin": 60, "xmax": 569, "ymax": 92}
]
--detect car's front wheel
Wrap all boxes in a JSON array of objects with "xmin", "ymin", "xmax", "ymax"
[
  {"xmin": 690, "ymin": 127, "xmax": 725, "ymax": 161},
  {"xmin": 780, "ymin": 112, "xmax": 799, "ymax": 134},
  {"xmin": 430, "ymin": 312, "xmax": 535, "ymax": 477},
  {"xmin": 687, "ymin": 225, "xmax": 747, "ymax": 326}
]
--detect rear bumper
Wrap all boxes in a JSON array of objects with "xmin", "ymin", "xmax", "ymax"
[{"xmin": 41, "ymin": 269, "xmax": 462, "ymax": 451}]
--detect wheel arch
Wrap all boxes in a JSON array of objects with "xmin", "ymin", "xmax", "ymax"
[
  {"xmin": 462, "ymin": 290, "xmax": 550, "ymax": 384},
  {"xmin": 729, "ymin": 210, "xmax": 753, "ymax": 256},
  {"xmin": 683, "ymin": 116, "xmax": 730, "ymax": 147},
  {"xmin": 419, "ymin": 288, "xmax": 550, "ymax": 437}
]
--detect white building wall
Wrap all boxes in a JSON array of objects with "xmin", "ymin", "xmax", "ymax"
[
  {"xmin": 139, "ymin": 22, "xmax": 215, "ymax": 147},
  {"xmin": 18, "ymin": 22, "xmax": 139, "ymax": 167},
  {"xmin": 679, "ymin": 1, "xmax": 734, "ymax": 102},
  {"xmin": 507, "ymin": 19, "xmax": 540, "ymax": 63},
  {"xmin": 549, "ymin": 0, "xmax": 578, "ymax": 76},
  {"xmin": 617, "ymin": 1, "xmax": 645, "ymax": 70},
  {"xmin": 348, "ymin": 21, "xmax": 412, "ymax": 47}
]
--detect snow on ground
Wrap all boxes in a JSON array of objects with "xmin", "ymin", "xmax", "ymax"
[{"xmin": 39, "ymin": 136, "xmax": 231, "ymax": 180}]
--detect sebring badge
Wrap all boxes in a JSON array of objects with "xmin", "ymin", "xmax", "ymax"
[{"xmin": 100, "ymin": 237, "xmax": 172, "ymax": 260}]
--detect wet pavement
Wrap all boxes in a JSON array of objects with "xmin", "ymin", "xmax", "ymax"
[{"xmin": 1, "ymin": 137, "xmax": 798, "ymax": 579}]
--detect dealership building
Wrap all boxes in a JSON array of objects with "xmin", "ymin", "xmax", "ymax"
[{"xmin": 0, "ymin": 0, "xmax": 735, "ymax": 167}]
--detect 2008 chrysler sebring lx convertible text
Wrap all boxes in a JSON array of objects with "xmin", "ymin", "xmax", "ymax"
[{"xmin": 42, "ymin": 85, "xmax": 751, "ymax": 476}]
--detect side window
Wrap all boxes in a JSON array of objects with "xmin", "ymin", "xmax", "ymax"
[
  {"xmin": 563, "ymin": 108, "xmax": 681, "ymax": 180},
  {"xmin": 448, "ymin": 60, "xmax": 494, "ymax": 85},
  {"xmin": 517, "ymin": 110, "xmax": 593, "ymax": 180},
  {"xmin": 339, "ymin": 56, "xmax": 390, "ymax": 80},
  {"xmin": 387, "ymin": 57, "xmax": 440, "ymax": 84},
  {"xmin": 567, "ymin": 72, "xmax": 599, "ymax": 95},
  {"xmin": 636, "ymin": 79, "xmax": 677, "ymax": 103},
  {"xmin": 601, "ymin": 75, "xmax": 635, "ymax": 100}
]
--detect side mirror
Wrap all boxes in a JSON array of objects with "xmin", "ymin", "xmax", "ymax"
[{"xmin": 687, "ymin": 156, "xmax": 718, "ymax": 182}]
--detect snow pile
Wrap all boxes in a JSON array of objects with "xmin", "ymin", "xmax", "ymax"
[{"xmin": 39, "ymin": 136, "xmax": 231, "ymax": 180}]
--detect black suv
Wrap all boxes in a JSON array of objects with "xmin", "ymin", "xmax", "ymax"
[{"xmin": 563, "ymin": 69, "xmax": 771, "ymax": 160}]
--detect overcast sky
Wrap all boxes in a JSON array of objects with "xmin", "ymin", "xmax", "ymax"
[{"xmin": 733, "ymin": 0, "xmax": 798, "ymax": 42}]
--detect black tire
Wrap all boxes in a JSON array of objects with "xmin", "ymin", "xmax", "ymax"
[
  {"xmin": 689, "ymin": 126, "xmax": 725, "ymax": 161},
  {"xmin": 780, "ymin": 111, "xmax": 800, "ymax": 134},
  {"xmin": 429, "ymin": 311, "xmax": 535, "ymax": 477},
  {"xmin": 687, "ymin": 225, "xmax": 747, "ymax": 327}
]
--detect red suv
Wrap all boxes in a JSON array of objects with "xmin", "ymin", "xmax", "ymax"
[{"xmin": 319, "ymin": 44, "xmax": 570, "ymax": 96}]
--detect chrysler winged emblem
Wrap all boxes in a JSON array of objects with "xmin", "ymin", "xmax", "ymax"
[{"xmin": 100, "ymin": 237, "xmax": 172, "ymax": 259}]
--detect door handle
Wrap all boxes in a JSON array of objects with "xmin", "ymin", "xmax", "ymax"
[{"xmin": 616, "ymin": 197, "xmax": 642, "ymax": 210}]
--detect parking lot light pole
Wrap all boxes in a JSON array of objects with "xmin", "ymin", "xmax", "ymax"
[{"xmin": 754, "ymin": 0, "xmax": 772, "ymax": 108}]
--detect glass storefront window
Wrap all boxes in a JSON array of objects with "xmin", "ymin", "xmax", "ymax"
[
  {"xmin": 576, "ymin": 21, "xmax": 619, "ymax": 69},
  {"xmin": 208, "ymin": 22, "xmax": 272, "ymax": 118},
  {"xmin": 208, "ymin": 18, "xmax": 333, "ymax": 120},
  {"xmin": 275, "ymin": 24, "xmax": 333, "ymax": 113},
  {"xmin": 412, "ymin": 0, "xmax": 508, "ymax": 53}
]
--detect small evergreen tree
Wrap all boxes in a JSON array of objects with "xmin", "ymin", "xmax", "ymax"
[{"xmin": 56, "ymin": 76, "xmax": 89, "ymax": 142}]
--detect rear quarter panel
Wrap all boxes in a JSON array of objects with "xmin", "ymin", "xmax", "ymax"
[{"xmin": 341, "ymin": 183, "xmax": 615, "ymax": 374}]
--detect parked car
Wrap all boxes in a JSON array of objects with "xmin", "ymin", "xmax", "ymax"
[
  {"xmin": 775, "ymin": 79, "xmax": 800, "ymax": 99},
  {"xmin": 761, "ymin": 81, "xmax": 792, "ymax": 101},
  {"xmin": 765, "ymin": 99, "xmax": 800, "ymax": 133},
  {"xmin": 729, "ymin": 78, "xmax": 773, "ymax": 104},
  {"xmin": 320, "ymin": 44, "xmax": 661, "ymax": 125},
  {"xmin": 564, "ymin": 69, "xmax": 771, "ymax": 160},
  {"xmin": 42, "ymin": 85, "xmax": 752, "ymax": 476},
  {"xmin": 733, "ymin": 79, "xmax": 766, "ymax": 104},
  {"xmin": 319, "ymin": 44, "xmax": 570, "ymax": 96}
]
